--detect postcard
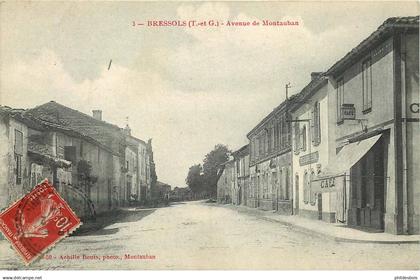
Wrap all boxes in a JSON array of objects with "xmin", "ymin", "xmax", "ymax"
[{"xmin": 0, "ymin": 0, "xmax": 419, "ymax": 275}]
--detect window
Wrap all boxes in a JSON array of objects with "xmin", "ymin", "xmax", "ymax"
[
  {"xmin": 285, "ymin": 116, "xmax": 291, "ymax": 146},
  {"xmin": 336, "ymin": 78, "xmax": 345, "ymax": 123},
  {"xmin": 309, "ymin": 170, "xmax": 316, "ymax": 205},
  {"xmin": 294, "ymin": 119, "xmax": 300, "ymax": 154},
  {"xmin": 80, "ymin": 141, "xmax": 84, "ymax": 157},
  {"xmin": 285, "ymin": 167, "xmax": 290, "ymax": 200},
  {"xmin": 14, "ymin": 130, "xmax": 23, "ymax": 185},
  {"xmin": 267, "ymin": 127, "xmax": 272, "ymax": 153},
  {"xmin": 279, "ymin": 170, "xmax": 283, "ymax": 200},
  {"xmin": 64, "ymin": 146, "xmax": 77, "ymax": 163},
  {"xmin": 264, "ymin": 130, "xmax": 269, "ymax": 155},
  {"xmin": 300, "ymin": 125, "xmax": 307, "ymax": 152},
  {"xmin": 303, "ymin": 171, "xmax": 309, "ymax": 204},
  {"xmin": 56, "ymin": 135, "xmax": 64, "ymax": 158},
  {"xmin": 280, "ymin": 116, "xmax": 285, "ymax": 149},
  {"xmin": 15, "ymin": 155, "xmax": 22, "ymax": 185},
  {"xmin": 312, "ymin": 102, "xmax": 321, "ymax": 146},
  {"xmin": 362, "ymin": 58, "xmax": 372, "ymax": 112}
]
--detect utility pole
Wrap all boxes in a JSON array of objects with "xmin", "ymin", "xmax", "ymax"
[{"xmin": 285, "ymin": 82, "xmax": 291, "ymax": 100}]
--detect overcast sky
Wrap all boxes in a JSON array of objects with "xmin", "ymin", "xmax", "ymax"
[{"xmin": 0, "ymin": 1, "xmax": 418, "ymax": 188}]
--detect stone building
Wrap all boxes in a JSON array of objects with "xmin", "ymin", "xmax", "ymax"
[
  {"xmin": 23, "ymin": 101, "xmax": 151, "ymax": 212},
  {"xmin": 247, "ymin": 98, "xmax": 294, "ymax": 214},
  {"xmin": 0, "ymin": 107, "xmax": 30, "ymax": 211},
  {"xmin": 217, "ymin": 158, "xmax": 235, "ymax": 204},
  {"xmin": 232, "ymin": 145, "xmax": 250, "ymax": 206}
]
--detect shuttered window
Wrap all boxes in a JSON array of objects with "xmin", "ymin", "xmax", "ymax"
[
  {"xmin": 336, "ymin": 78, "xmax": 345, "ymax": 123},
  {"xmin": 303, "ymin": 171, "xmax": 309, "ymax": 204},
  {"xmin": 312, "ymin": 101, "xmax": 321, "ymax": 146},
  {"xmin": 362, "ymin": 58, "xmax": 372, "ymax": 112},
  {"xmin": 294, "ymin": 119, "xmax": 300, "ymax": 154}
]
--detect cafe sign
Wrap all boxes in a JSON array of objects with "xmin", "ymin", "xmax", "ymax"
[
  {"xmin": 341, "ymin": 104, "xmax": 356, "ymax": 120},
  {"xmin": 311, "ymin": 176, "xmax": 344, "ymax": 193}
]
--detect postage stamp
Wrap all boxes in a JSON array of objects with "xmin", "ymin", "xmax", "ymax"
[{"xmin": 0, "ymin": 179, "xmax": 81, "ymax": 265}]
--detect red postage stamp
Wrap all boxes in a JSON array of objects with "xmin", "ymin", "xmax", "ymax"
[{"xmin": 0, "ymin": 180, "xmax": 81, "ymax": 265}]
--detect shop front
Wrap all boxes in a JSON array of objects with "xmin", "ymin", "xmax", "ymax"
[{"xmin": 312, "ymin": 133, "xmax": 385, "ymax": 231}]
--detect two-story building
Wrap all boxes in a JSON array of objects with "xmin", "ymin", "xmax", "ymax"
[
  {"xmin": 24, "ymin": 101, "xmax": 155, "ymax": 209},
  {"xmin": 247, "ymin": 98, "xmax": 294, "ymax": 214},
  {"xmin": 0, "ymin": 107, "xmax": 31, "ymax": 211},
  {"xmin": 232, "ymin": 145, "xmax": 250, "ymax": 206},
  {"xmin": 289, "ymin": 73, "xmax": 340, "ymax": 222},
  {"xmin": 312, "ymin": 16, "xmax": 419, "ymax": 234},
  {"xmin": 217, "ymin": 158, "xmax": 235, "ymax": 204}
]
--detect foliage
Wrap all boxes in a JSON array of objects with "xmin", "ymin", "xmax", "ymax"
[
  {"xmin": 202, "ymin": 144, "xmax": 230, "ymax": 196},
  {"xmin": 186, "ymin": 164, "xmax": 204, "ymax": 194},
  {"xmin": 185, "ymin": 144, "xmax": 230, "ymax": 198}
]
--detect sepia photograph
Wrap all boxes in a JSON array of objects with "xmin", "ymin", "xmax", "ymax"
[{"xmin": 0, "ymin": 0, "xmax": 419, "ymax": 276}]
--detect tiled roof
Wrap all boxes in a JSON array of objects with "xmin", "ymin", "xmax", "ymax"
[
  {"xmin": 327, "ymin": 15, "xmax": 419, "ymax": 76},
  {"xmin": 232, "ymin": 144, "xmax": 249, "ymax": 158},
  {"xmin": 24, "ymin": 101, "xmax": 123, "ymax": 153}
]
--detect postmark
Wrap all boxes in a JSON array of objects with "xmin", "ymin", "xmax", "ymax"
[{"xmin": 0, "ymin": 179, "xmax": 81, "ymax": 265}]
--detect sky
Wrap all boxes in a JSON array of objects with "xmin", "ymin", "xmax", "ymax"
[{"xmin": 0, "ymin": 1, "xmax": 418, "ymax": 188}]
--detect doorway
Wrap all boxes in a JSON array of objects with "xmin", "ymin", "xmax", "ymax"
[
  {"xmin": 295, "ymin": 174, "xmax": 299, "ymax": 214},
  {"xmin": 349, "ymin": 139, "xmax": 385, "ymax": 231}
]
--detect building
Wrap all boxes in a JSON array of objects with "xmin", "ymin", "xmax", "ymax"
[
  {"xmin": 156, "ymin": 181, "xmax": 171, "ymax": 202},
  {"xmin": 170, "ymin": 187, "xmax": 193, "ymax": 202},
  {"xmin": 217, "ymin": 159, "xmax": 235, "ymax": 204},
  {"xmin": 289, "ymin": 73, "xmax": 338, "ymax": 222},
  {"xmin": 247, "ymin": 98, "xmax": 294, "ymax": 214},
  {"xmin": 23, "ymin": 101, "xmax": 154, "ymax": 210},
  {"xmin": 313, "ymin": 16, "xmax": 419, "ymax": 234},
  {"xmin": 232, "ymin": 145, "xmax": 250, "ymax": 206},
  {"xmin": 0, "ymin": 107, "xmax": 30, "ymax": 211}
]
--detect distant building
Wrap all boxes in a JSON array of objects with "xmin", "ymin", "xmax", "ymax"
[
  {"xmin": 232, "ymin": 145, "xmax": 250, "ymax": 206},
  {"xmin": 217, "ymin": 158, "xmax": 235, "ymax": 204},
  {"xmin": 170, "ymin": 187, "xmax": 192, "ymax": 202},
  {"xmin": 156, "ymin": 181, "xmax": 171, "ymax": 202},
  {"xmin": 247, "ymin": 98, "xmax": 294, "ymax": 214}
]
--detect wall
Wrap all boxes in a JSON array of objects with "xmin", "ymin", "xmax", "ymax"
[
  {"xmin": 0, "ymin": 117, "xmax": 28, "ymax": 210},
  {"xmin": 404, "ymin": 33, "xmax": 420, "ymax": 234},
  {"xmin": 334, "ymin": 37, "xmax": 395, "ymax": 141}
]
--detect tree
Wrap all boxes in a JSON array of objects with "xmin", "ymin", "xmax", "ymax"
[
  {"xmin": 202, "ymin": 144, "xmax": 230, "ymax": 198},
  {"xmin": 186, "ymin": 164, "xmax": 203, "ymax": 194}
]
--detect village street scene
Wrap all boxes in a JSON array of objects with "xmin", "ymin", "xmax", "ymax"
[{"xmin": 0, "ymin": 1, "xmax": 419, "ymax": 271}]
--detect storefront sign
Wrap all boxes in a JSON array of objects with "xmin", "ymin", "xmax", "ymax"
[
  {"xmin": 320, "ymin": 177, "xmax": 335, "ymax": 190},
  {"xmin": 311, "ymin": 175, "xmax": 344, "ymax": 193},
  {"xmin": 341, "ymin": 104, "xmax": 356, "ymax": 120},
  {"xmin": 299, "ymin": 151, "xmax": 319, "ymax": 166},
  {"xmin": 410, "ymin": 103, "xmax": 419, "ymax": 114}
]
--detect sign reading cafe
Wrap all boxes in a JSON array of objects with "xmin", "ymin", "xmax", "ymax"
[
  {"xmin": 311, "ymin": 175, "xmax": 345, "ymax": 193},
  {"xmin": 320, "ymin": 177, "xmax": 335, "ymax": 190}
]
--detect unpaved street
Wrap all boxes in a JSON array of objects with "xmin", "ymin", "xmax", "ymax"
[{"xmin": 0, "ymin": 201, "xmax": 419, "ymax": 270}]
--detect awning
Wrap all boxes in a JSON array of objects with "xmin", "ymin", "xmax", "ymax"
[{"xmin": 311, "ymin": 133, "xmax": 382, "ymax": 193}]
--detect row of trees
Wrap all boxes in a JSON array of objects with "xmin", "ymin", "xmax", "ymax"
[{"xmin": 185, "ymin": 144, "xmax": 230, "ymax": 198}]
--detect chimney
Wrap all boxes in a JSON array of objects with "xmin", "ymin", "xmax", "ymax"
[
  {"xmin": 124, "ymin": 124, "xmax": 131, "ymax": 136},
  {"xmin": 92, "ymin": 110, "xmax": 102, "ymax": 121},
  {"xmin": 311, "ymin": 72, "xmax": 322, "ymax": 81}
]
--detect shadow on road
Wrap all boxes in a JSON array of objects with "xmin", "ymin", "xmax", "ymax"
[{"xmin": 73, "ymin": 208, "xmax": 156, "ymax": 237}]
